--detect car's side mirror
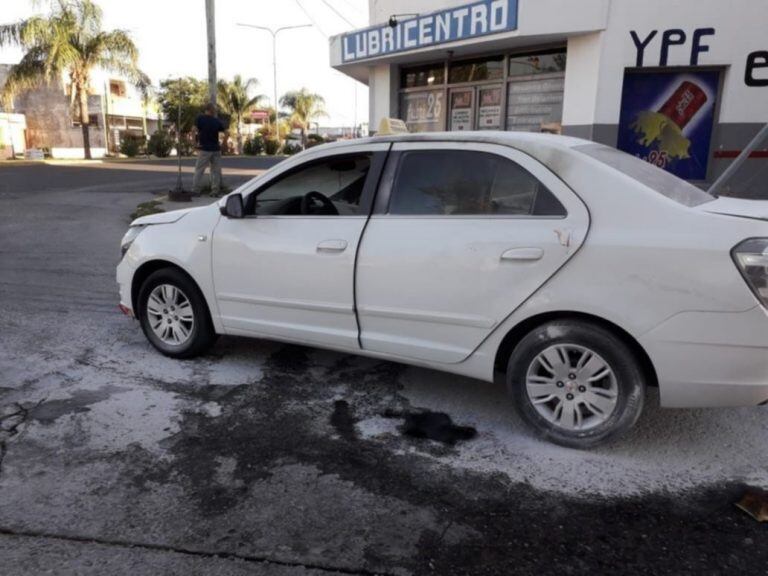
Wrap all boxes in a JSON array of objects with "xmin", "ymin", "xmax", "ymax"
[{"xmin": 220, "ymin": 193, "xmax": 244, "ymax": 218}]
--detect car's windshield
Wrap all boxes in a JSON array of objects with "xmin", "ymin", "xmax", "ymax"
[{"xmin": 575, "ymin": 143, "xmax": 716, "ymax": 207}]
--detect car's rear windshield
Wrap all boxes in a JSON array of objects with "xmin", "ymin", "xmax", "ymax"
[{"xmin": 574, "ymin": 143, "xmax": 715, "ymax": 207}]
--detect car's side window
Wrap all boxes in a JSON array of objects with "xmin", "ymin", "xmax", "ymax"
[
  {"xmin": 387, "ymin": 150, "xmax": 566, "ymax": 217},
  {"xmin": 247, "ymin": 153, "xmax": 372, "ymax": 216}
]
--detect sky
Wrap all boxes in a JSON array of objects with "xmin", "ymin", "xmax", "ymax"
[{"xmin": 0, "ymin": 0, "xmax": 370, "ymax": 127}]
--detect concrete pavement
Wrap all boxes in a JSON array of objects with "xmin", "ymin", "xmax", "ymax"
[{"xmin": 1, "ymin": 163, "xmax": 768, "ymax": 575}]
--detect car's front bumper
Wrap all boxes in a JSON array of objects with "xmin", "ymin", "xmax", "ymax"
[
  {"xmin": 116, "ymin": 257, "xmax": 134, "ymax": 316},
  {"xmin": 640, "ymin": 306, "xmax": 768, "ymax": 407}
]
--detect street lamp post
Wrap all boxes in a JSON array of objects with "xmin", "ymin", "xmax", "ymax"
[{"xmin": 236, "ymin": 23, "xmax": 311, "ymax": 140}]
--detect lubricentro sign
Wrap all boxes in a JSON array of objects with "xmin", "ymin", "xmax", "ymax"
[{"xmin": 341, "ymin": 0, "xmax": 519, "ymax": 63}]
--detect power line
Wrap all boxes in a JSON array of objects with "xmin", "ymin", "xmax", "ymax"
[
  {"xmin": 294, "ymin": 0, "xmax": 330, "ymax": 38},
  {"xmin": 335, "ymin": 0, "xmax": 367, "ymax": 18},
  {"xmin": 320, "ymin": 0, "xmax": 358, "ymax": 28}
]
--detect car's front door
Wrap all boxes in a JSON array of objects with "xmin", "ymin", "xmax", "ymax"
[
  {"xmin": 212, "ymin": 144, "xmax": 388, "ymax": 349},
  {"xmin": 355, "ymin": 142, "xmax": 590, "ymax": 363}
]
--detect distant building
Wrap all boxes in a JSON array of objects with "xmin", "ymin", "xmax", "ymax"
[
  {"xmin": 0, "ymin": 112, "xmax": 26, "ymax": 159},
  {"xmin": 0, "ymin": 64, "xmax": 161, "ymax": 158}
]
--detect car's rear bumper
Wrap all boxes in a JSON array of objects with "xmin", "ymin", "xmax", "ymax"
[{"xmin": 640, "ymin": 306, "xmax": 768, "ymax": 408}]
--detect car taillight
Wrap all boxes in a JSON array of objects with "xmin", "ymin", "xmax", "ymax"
[{"xmin": 733, "ymin": 238, "xmax": 768, "ymax": 308}]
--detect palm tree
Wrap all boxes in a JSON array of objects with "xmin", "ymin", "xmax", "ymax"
[
  {"xmin": 217, "ymin": 75, "xmax": 264, "ymax": 155},
  {"xmin": 279, "ymin": 88, "xmax": 327, "ymax": 148},
  {"xmin": 0, "ymin": 0, "xmax": 149, "ymax": 159}
]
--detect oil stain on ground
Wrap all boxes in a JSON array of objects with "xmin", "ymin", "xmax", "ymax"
[
  {"xmin": 121, "ymin": 344, "xmax": 768, "ymax": 576},
  {"xmin": 330, "ymin": 399, "xmax": 358, "ymax": 441},
  {"xmin": 388, "ymin": 409, "xmax": 477, "ymax": 445},
  {"xmin": 28, "ymin": 386, "xmax": 124, "ymax": 424}
]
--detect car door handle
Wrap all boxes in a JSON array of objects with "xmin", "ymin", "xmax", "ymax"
[
  {"xmin": 317, "ymin": 239, "xmax": 348, "ymax": 253},
  {"xmin": 500, "ymin": 247, "xmax": 544, "ymax": 262}
]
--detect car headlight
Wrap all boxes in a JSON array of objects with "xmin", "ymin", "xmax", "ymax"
[
  {"xmin": 733, "ymin": 238, "xmax": 768, "ymax": 308},
  {"xmin": 120, "ymin": 225, "xmax": 146, "ymax": 257}
]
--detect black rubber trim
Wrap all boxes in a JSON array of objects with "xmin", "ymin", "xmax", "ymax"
[{"xmin": 352, "ymin": 144, "xmax": 393, "ymax": 349}]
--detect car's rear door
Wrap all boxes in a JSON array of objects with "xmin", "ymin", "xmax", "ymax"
[
  {"xmin": 212, "ymin": 143, "xmax": 388, "ymax": 349},
  {"xmin": 355, "ymin": 141, "xmax": 589, "ymax": 363}
]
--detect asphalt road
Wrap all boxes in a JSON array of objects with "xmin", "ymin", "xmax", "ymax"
[
  {"xmin": 0, "ymin": 156, "xmax": 282, "ymax": 195},
  {"xmin": 1, "ymin": 161, "xmax": 768, "ymax": 575}
]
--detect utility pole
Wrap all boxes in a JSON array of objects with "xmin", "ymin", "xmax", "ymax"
[
  {"xmin": 205, "ymin": 0, "xmax": 217, "ymax": 106},
  {"xmin": 236, "ymin": 23, "xmax": 311, "ymax": 141}
]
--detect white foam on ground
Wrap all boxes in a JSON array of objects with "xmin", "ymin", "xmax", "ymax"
[{"xmin": 397, "ymin": 367, "xmax": 768, "ymax": 497}]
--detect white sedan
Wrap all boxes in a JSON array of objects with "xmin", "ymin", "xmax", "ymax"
[{"xmin": 117, "ymin": 132, "xmax": 768, "ymax": 447}]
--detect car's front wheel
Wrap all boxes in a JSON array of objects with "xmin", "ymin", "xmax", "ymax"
[
  {"xmin": 507, "ymin": 320, "xmax": 645, "ymax": 448},
  {"xmin": 137, "ymin": 268, "xmax": 216, "ymax": 359}
]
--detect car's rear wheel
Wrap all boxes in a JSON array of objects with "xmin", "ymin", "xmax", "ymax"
[
  {"xmin": 506, "ymin": 320, "xmax": 645, "ymax": 448},
  {"xmin": 137, "ymin": 268, "xmax": 216, "ymax": 359}
]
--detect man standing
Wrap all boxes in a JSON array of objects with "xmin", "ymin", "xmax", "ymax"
[{"xmin": 193, "ymin": 102, "xmax": 226, "ymax": 195}]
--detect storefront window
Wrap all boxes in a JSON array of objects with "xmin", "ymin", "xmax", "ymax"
[
  {"xmin": 398, "ymin": 48, "xmax": 568, "ymax": 134},
  {"xmin": 401, "ymin": 64, "xmax": 445, "ymax": 88},
  {"xmin": 448, "ymin": 56, "xmax": 504, "ymax": 84},
  {"xmin": 400, "ymin": 90, "xmax": 445, "ymax": 132},
  {"xmin": 509, "ymin": 51, "xmax": 567, "ymax": 77}
]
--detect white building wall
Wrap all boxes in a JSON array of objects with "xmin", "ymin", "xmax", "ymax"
[
  {"xmin": 346, "ymin": 0, "xmax": 767, "ymax": 129},
  {"xmin": 589, "ymin": 0, "xmax": 768, "ymax": 126},
  {"xmin": 561, "ymin": 32, "xmax": 603, "ymax": 128},
  {"xmin": 368, "ymin": 64, "xmax": 398, "ymax": 134}
]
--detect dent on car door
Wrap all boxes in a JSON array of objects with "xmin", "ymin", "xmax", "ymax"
[
  {"xmin": 355, "ymin": 142, "xmax": 589, "ymax": 364},
  {"xmin": 211, "ymin": 144, "xmax": 389, "ymax": 349}
]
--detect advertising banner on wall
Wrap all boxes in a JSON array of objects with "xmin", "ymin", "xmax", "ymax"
[
  {"xmin": 450, "ymin": 90, "xmax": 473, "ymax": 131},
  {"xmin": 617, "ymin": 70, "xmax": 720, "ymax": 180},
  {"xmin": 477, "ymin": 86, "xmax": 502, "ymax": 129}
]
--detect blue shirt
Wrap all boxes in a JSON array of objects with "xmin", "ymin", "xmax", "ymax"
[{"xmin": 196, "ymin": 114, "xmax": 225, "ymax": 152}]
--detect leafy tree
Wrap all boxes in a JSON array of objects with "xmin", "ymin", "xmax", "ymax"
[
  {"xmin": 0, "ymin": 0, "xmax": 149, "ymax": 159},
  {"xmin": 242, "ymin": 133, "xmax": 263, "ymax": 156},
  {"xmin": 217, "ymin": 75, "xmax": 264, "ymax": 154},
  {"xmin": 156, "ymin": 76, "xmax": 208, "ymax": 142},
  {"xmin": 279, "ymin": 88, "xmax": 327, "ymax": 148},
  {"xmin": 146, "ymin": 128, "xmax": 173, "ymax": 157}
]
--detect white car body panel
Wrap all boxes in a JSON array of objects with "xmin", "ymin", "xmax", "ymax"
[
  {"xmin": 117, "ymin": 204, "xmax": 225, "ymax": 333},
  {"xmin": 212, "ymin": 216, "xmax": 366, "ymax": 349},
  {"xmin": 210, "ymin": 142, "xmax": 390, "ymax": 349},
  {"xmin": 356, "ymin": 141, "xmax": 589, "ymax": 363},
  {"xmin": 131, "ymin": 206, "xmax": 202, "ymax": 226},
  {"xmin": 701, "ymin": 197, "xmax": 768, "ymax": 221},
  {"xmin": 116, "ymin": 132, "xmax": 768, "ymax": 409}
]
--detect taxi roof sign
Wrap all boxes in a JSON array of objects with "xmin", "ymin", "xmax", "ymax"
[{"xmin": 377, "ymin": 118, "xmax": 409, "ymax": 136}]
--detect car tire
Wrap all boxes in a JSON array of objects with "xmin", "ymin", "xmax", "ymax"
[
  {"xmin": 506, "ymin": 320, "xmax": 645, "ymax": 448},
  {"xmin": 137, "ymin": 268, "xmax": 216, "ymax": 359}
]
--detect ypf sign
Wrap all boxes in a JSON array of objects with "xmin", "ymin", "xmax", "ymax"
[{"xmin": 342, "ymin": 0, "xmax": 518, "ymax": 63}]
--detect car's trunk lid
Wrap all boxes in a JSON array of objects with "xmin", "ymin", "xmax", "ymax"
[{"xmin": 700, "ymin": 197, "xmax": 768, "ymax": 221}]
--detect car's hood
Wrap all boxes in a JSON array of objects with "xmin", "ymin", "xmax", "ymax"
[
  {"xmin": 131, "ymin": 206, "xmax": 205, "ymax": 226},
  {"xmin": 701, "ymin": 197, "xmax": 768, "ymax": 221}
]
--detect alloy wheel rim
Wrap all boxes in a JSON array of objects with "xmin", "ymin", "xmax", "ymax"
[
  {"xmin": 146, "ymin": 284, "xmax": 195, "ymax": 346},
  {"xmin": 525, "ymin": 344, "xmax": 619, "ymax": 432}
]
